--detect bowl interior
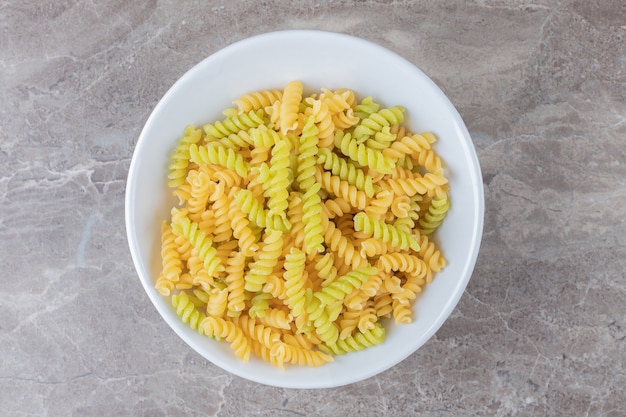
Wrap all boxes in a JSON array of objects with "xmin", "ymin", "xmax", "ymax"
[{"xmin": 125, "ymin": 30, "xmax": 484, "ymax": 389}]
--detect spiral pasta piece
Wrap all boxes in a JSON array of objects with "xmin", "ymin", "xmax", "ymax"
[
  {"xmin": 270, "ymin": 342, "xmax": 333, "ymax": 368},
  {"xmin": 279, "ymin": 80, "xmax": 303, "ymax": 134},
  {"xmin": 376, "ymin": 253, "xmax": 427, "ymax": 277},
  {"xmin": 262, "ymin": 274, "xmax": 287, "ymax": 301},
  {"xmin": 354, "ymin": 96, "xmax": 380, "ymax": 120},
  {"xmin": 173, "ymin": 229, "xmax": 193, "ymax": 260},
  {"xmin": 394, "ymin": 217, "xmax": 416, "ymax": 234},
  {"xmin": 418, "ymin": 196, "xmax": 450, "ymax": 236},
  {"xmin": 320, "ymin": 212, "xmax": 366, "ymax": 269},
  {"xmin": 306, "ymin": 290, "xmax": 339, "ymax": 345},
  {"xmin": 357, "ymin": 305, "xmax": 378, "ymax": 333},
  {"xmin": 297, "ymin": 116, "xmax": 324, "ymax": 254},
  {"xmin": 257, "ymin": 308, "xmax": 292, "ymax": 330},
  {"xmin": 392, "ymin": 299, "xmax": 413, "ymax": 324},
  {"xmin": 313, "ymin": 252, "xmax": 338, "ymax": 287},
  {"xmin": 201, "ymin": 316, "xmax": 251, "ymax": 362},
  {"xmin": 332, "ymin": 108, "xmax": 360, "ymax": 131},
  {"xmin": 300, "ymin": 181, "xmax": 324, "ymax": 254},
  {"xmin": 382, "ymin": 132, "xmax": 435, "ymax": 162},
  {"xmin": 244, "ymin": 230, "xmax": 283, "ymax": 292},
  {"xmin": 338, "ymin": 308, "xmax": 360, "ymax": 340},
  {"xmin": 317, "ymin": 148, "xmax": 375, "ymax": 197},
  {"xmin": 322, "ymin": 322, "xmax": 385, "ymax": 355},
  {"xmin": 353, "ymin": 212, "xmax": 420, "ymax": 252},
  {"xmin": 175, "ymin": 273, "xmax": 194, "ymax": 290},
  {"xmin": 373, "ymin": 293, "xmax": 393, "ymax": 318},
  {"xmin": 234, "ymin": 189, "xmax": 267, "ymax": 229},
  {"xmin": 233, "ymin": 89, "xmax": 282, "ymax": 114},
  {"xmin": 391, "ymin": 194, "xmax": 411, "ymax": 218},
  {"xmin": 314, "ymin": 166, "xmax": 368, "ymax": 210},
  {"xmin": 250, "ymin": 124, "xmax": 283, "ymax": 148},
  {"xmin": 393, "ymin": 273, "xmax": 425, "ymax": 307},
  {"xmin": 283, "ymin": 247, "xmax": 308, "ymax": 318},
  {"xmin": 185, "ymin": 169, "xmax": 212, "ymax": 222},
  {"xmin": 227, "ymin": 196, "xmax": 259, "ymax": 257},
  {"xmin": 261, "ymin": 137, "xmax": 292, "ymax": 223},
  {"xmin": 322, "ymin": 197, "xmax": 353, "ymax": 219},
  {"xmin": 216, "ymin": 129, "xmax": 255, "ymax": 149},
  {"xmin": 168, "ymin": 126, "xmax": 203, "ymax": 188},
  {"xmin": 249, "ymin": 292, "xmax": 272, "ymax": 319},
  {"xmin": 285, "ymin": 192, "xmax": 305, "ymax": 250},
  {"xmin": 379, "ymin": 172, "xmax": 448, "ymax": 197},
  {"xmin": 363, "ymin": 190, "xmax": 394, "ymax": 220},
  {"xmin": 314, "ymin": 266, "xmax": 378, "ymax": 307},
  {"xmin": 155, "ymin": 273, "xmax": 175, "ymax": 296},
  {"xmin": 214, "ymin": 239, "xmax": 238, "ymax": 265},
  {"xmin": 365, "ymin": 125, "xmax": 396, "ymax": 151},
  {"xmin": 187, "ymin": 249, "xmax": 214, "ymax": 290},
  {"xmin": 189, "ymin": 143, "xmax": 249, "ymax": 178},
  {"xmin": 224, "ymin": 251, "xmax": 246, "ymax": 317},
  {"xmin": 344, "ymin": 271, "xmax": 385, "ymax": 310},
  {"xmin": 418, "ymin": 234, "xmax": 447, "ymax": 275},
  {"xmin": 172, "ymin": 291, "xmax": 206, "ymax": 334},
  {"xmin": 231, "ymin": 315, "xmax": 281, "ymax": 350},
  {"xmin": 203, "ymin": 109, "xmax": 266, "ymax": 139},
  {"xmin": 172, "ymin": 215, "xmax": 224, "ymax": 277},
  {"xmin": 304, "ymin": 98, "xmax": 335, "ymax": 148},
  {"xmin": 413, "ymin": 147, "xmax": 443, "ymax": 175},
  {"xmin": 359, "ymin": 237, "xmax": 389, "ymax": 258},
  {"xmin": 318, "ymin": 88, "xmax": 352, "ymax": 112},
  {"xmin": 206, "ymin": 287, "xmax": 228, "ymax": 317},
  {"xmin": 353, "ymin": 106, "xmax": 405, "ymax": 142},
  {"xmin": 208, "ymin": 188, "xmax": 232, "ymax": 243},
  {"xmin": 212, "ymin": 168, "xmax": 244, "ymax": 189},
  {"xmin": 334, "ymin": 130, "xmax": 395, "ymax": 174},
  {"xmin": 159, "ymin": 221, "xmax": 182, "ymax": 283}
]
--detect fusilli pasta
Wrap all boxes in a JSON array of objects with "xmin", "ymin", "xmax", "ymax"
[{"xmin": 156, "ymin": 82, "xmax": 451, "ymax": 368}]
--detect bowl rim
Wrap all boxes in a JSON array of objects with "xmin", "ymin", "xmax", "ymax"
[{"xmin": 125, "ymin": 29, "xmax": 485, "ymax": 389}]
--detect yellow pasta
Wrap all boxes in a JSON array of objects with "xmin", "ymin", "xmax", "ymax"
[
  {"xmin": 156, "ymin": 81, "xmax": 451, "ymax": 368},
  {"xmin": 186, "ymin": 169, "xmax": 212, "ymax": 222},
  {"xmin": 201, "ymin": 316, "xmax": 251, "ymax": 362},
  {"xmin": 159, "ymin": 221, "xmax": 182, "ymax": 284},
  {"xmin": 279, "ymin": 81, "xmax": 303, "ymax": 134},
  {"xmin": 224, "ymin": 251, "xmax": 246, "ymax": 317},
  {"xmin": 233, "ymin": 89, "xmax": 283, "ymax": 114}
]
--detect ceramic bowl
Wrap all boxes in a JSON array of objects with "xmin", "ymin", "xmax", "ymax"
[{"xmin": 125, "ymin": 30, "xmax": 484, "ymax": 389}]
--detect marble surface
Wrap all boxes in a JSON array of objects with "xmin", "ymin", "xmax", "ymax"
[{"xmin": 1, "ymin": 1, "xmax": 625, "ymax": 415}]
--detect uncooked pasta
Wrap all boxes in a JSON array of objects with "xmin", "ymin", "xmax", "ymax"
[{"xmin": 156, "ymin": 81, "xmax": 450, "ymax": 369}]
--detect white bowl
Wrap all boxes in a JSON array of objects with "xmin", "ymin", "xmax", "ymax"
[{"xmin": 125, "ymin": 30, "xmax": 484, "ymax": 389}]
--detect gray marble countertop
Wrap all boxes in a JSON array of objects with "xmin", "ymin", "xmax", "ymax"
[{"xmin": 1, "ymin": 1, "xmax": 624, "ymax": 416}]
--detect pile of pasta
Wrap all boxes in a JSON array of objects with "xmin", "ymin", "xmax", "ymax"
[{"xmin": 156, "ymin": 81, "xmax": 450, "ymax": 369}]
